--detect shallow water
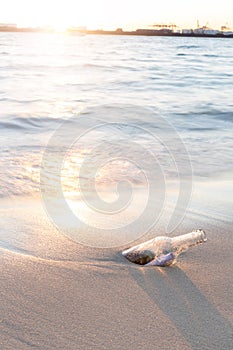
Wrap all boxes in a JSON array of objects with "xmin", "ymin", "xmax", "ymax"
[{"xmin": 0, "ymin": 33, "xmax": 232, "ymax": 246}]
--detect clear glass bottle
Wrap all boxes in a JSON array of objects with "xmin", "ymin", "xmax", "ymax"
[{"xmin": 122, "ymin": 229, "xmax": 207, "ymax": 267}]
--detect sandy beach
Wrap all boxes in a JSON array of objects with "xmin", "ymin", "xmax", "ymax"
[{"xmin": 0, "ymin": 198, "xmax": 232, "ymax": 350}]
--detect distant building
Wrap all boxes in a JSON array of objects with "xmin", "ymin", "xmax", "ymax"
[
  {"xmin": 158, "ymin": 28, "xmax": 172, "ymax": 34},
  {"xmin": 173, "ymin": 28, "xmax": 181, "ymax": 34},
  {"xmin": 182, "ymin": 29, "xmax": 193, "ymax": 34},
  {"xmin": 193, "ymin": 27, "xmax": 204, "ymax": 34},
  {"xmin": 221, "ymin": 25, "xmax": 233, "ymax": 36},
  {"xmin": 203, "ymin": 29, "xmax": 220, "ymax": 35},
  {"xmin": 194, "ymin": 25, "xmax": 219, "ymax": 35},
  {"xmin": 222, "ymin": 31, "xmax": 233, "ymax": 36},
  {"xmin": 136, "ymin": 29, "xmax": 159, "ymax": 34}
]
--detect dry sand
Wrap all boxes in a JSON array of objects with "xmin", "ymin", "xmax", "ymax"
[{"xmin": 0, "ymin": 199, "xmax": 232, "ymax": 350}]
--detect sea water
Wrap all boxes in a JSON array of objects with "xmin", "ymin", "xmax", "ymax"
[{"xmin": 0, "ymin": 32, "xmax": 232, "ymax": 247}]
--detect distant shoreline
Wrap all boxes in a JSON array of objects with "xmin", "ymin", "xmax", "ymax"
[
  {"xmin": 78, "ymin": 29, "xmax": 233, "ymax": 39},
  {"xmin": 0, "ymin": 27, "xmax": 233, "ymax": 38}
]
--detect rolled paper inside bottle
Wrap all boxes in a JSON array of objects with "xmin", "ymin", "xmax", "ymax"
[
  {"xmin": 145, "ymin": 252, "xmax": 175, "ymax": 267},
  {"xmin": 122, "ymin": 249, "xmax": 155, "ymax": 265}
]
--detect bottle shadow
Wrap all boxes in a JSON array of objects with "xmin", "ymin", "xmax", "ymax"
[{"xmin": 129, "ymin": 265, "xmax": 232, "ymax": 350}]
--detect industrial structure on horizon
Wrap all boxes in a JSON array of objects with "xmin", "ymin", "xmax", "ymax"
[{"xmin": 0, "ymin": 21, "xmax": 233, "ymax": 37}]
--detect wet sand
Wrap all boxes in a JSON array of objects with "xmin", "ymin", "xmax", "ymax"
[{"xmin": 0, "ymin": 198, "xmax": 232, "ymax": 350}]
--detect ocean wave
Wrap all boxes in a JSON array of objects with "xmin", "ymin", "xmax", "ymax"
[
  {"xmin": 177, "ymin": 45, "xmax": 201, "ymax": 49},
  {"xmin": 0, "ymin": 97, "xmax": 45, "ymax": 103},
  {"xmin": 203, "ymin": 54, "xmax": 219, "ymax": 58},
  {"xmin": 0, "ymin": 62, "xmax": 114, "ymax": 71},
  {"xmin": 177, "ymin": 110, "xmax": 233, "ymax": 122},
  {"xmin": 0, "ymin": 115, "xmax": 67, "ymax": 131}
]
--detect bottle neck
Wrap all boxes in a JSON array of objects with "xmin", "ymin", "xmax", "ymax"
[{"xmin": 171, "ymin": 230, "xmax": 207, "ymax": 252}]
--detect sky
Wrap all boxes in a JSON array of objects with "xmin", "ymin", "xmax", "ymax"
[{"xmin": 1, "ymin": 0, "xmax": 233, "ymax": 30}]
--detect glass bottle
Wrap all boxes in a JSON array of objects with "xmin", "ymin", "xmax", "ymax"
[{"xmin": 122, "ymin": 229, "xmax": 207, "ymax": 267}]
